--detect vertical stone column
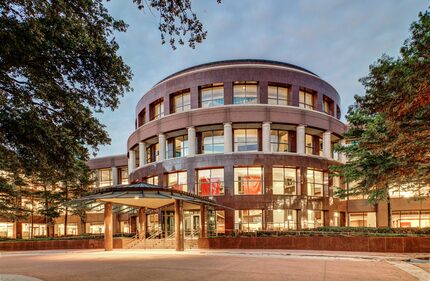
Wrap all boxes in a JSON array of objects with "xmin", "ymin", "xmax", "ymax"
[
  {"xmin": 139, "ymin": 142, "xmax": 147, "ymax": 167},
  {"xmin": 95, "ymin": 169, "xmax": 100, "ymax": 188},
  {"xmin": 224, "ymin": 82, "xmax": 233, "ymax": 105},
  {"xmin": 224, "ymin": 123, "xmax": 233, "ymax": 153},
  {"xmin": 188, "ymin": 126, "xmax": 196, "ymax": 157},
  {"xmin": 259, "ymin": 81, "xmax": 268, "ymax": 104},
  {"xmin": 128, "ymin": 150, "xmax": 136, "ymax": 175},
  {"xmin": 111, "ymin": 167, "xmax": 118, "ymax": 186},
  {"xmin": 322, "ymin": 131, "xmax": 332, "ymax": 159},
  {"xmin": 290, "ymin": 85, "xmax": 300, "ymax": 106},
  {"xmin": 174, "ymin": 199, "xmax": 184, "ymax": 251},
  {"xmin": 158, "ymin": 133, "xmax": 166, "ymax": 161},
  {"xmin": 138, "ymin": 207, "xmax": 146, "ymax": 240},
  {"xmin": 296, "ymin": 125, "xmax": 306, "ymax": 154},
  {"xmin": 262, "ymin": 122, "xmax": 271, "ymax": 153},
  {"xmin": 199, "ymin": 204, "xmax": 206, "ymax": 238},
  {"xmin": 104, "ymin": 202, "xmax": 113, "ymax": 251}
]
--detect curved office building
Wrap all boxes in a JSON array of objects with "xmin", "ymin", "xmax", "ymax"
[{"xmin": 123, "ymin": 59, "xmax": 347, "ymax": 234}]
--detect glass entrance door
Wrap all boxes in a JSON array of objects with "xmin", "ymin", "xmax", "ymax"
[{"xmin": 184, "ymin": 211, "xmax": 200, "ymax": 238}]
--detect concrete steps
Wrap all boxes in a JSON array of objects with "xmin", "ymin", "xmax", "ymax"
[{"xmin": 128, "ymin": 238, "xmax": 199, "ymax": 249}]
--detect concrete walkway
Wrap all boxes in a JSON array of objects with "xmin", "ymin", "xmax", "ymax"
[{"xmin": 1, "ymin": 249, "xmax": 429, "ymax": 281}]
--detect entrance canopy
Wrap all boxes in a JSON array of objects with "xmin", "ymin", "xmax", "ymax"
[{"xmin": 73, "ymin": 183, "xmax": 227, "ymax": 210}]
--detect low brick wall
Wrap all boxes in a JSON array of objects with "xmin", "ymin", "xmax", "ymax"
[
  {"xmin": 198, "ymin": 236, "xmax": 430, "ymax": 253},
  {"xmin": 0, "ymin": 238, "xmax": 127, "ymax": 251}
]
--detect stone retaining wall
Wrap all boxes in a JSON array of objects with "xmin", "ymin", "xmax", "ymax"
[
  {"xmin": 0, "ymin": 238, "xmax": 127, "ymax": 251},
  {"xmin": 198, "ymin": 236, "xmax": 430, "ymax": 253}
]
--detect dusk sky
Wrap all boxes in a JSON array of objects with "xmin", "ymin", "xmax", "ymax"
[{"xmin": 94, "ymin": 0, "xmax": 427, "ymax": 157}]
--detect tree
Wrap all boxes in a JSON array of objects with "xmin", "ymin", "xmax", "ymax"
[
  {"xmin": 333, "ymin": 7, "xmax": 430, "ymax": 226},
  {"xmin": 0, "ymin": 0, "xmax": 218, "ymax": 220}
]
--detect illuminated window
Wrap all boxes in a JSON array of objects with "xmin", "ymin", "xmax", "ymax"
[
  {"xmin": 299, "ymin": 89, "xmax": 315, "ymax": 110},
  {"xmin": 167, "ymin": 135, "xmax": 188, "ymax": 158},
  {"xmin": 150, "ymin": 99, "xmax": 164, "ymax": 120},
  {"xmin": 268, "ymin": 84, "xmax": 289, "ymax": 105},
  {"xmin": 167, "ymin": 171, "xmax": 187, "ymax": 192},
  {"xmin": 22, "ymin": 223, "xmax": 47, "ymax": 238},
  {"xmin": 234, "ymin": 167, "xmax": 263, "ymax": 195},
  {"xmin": 146, "ymin": 143, "xmax": 159, "ymax": 163},
  {"xmin": 200, "ymin": 130, "xmax": 224, "ymax": 154},
  {"xmin": 99, "ymin": 169, "xmax": 112, "ymax": 187},
  {"xmin": 332, "ymin": 212, "xmax": 341, "ymax": 226},
  {"xmin": 307, "ymin": 169, "xmax": 324, "ymax": 196},
  {"xmin": 119, "ymin": 167, "xmax": 128, "ymax": 184},
  {"xmin": 270, "ymin": 130, "xmax": 289, "ymax": 152},
  {"xmin": 216, "ymin": 210, "xmax": 225, "ymax": 234},
  {"xmin": 305, "ymin": 210, "xmax": 323, "ymax": 229},
  {"xmin": 392, "ymin": 211, "xmax": 430, "ymax": 228},
  {"xmin": 86, "ymin": 223, "xmax": 104, "ymax": 234},
  {"xmin": 306, "ymin": 134, "xmax": 323, "ymax": 156},
  {"xmin": 235, "ymin": 210, "xmax": 263, "ymax": 231},
  {"xmin": 144, "ymin": 175, "xmax": 158, "ymax": 186},
  {"xmin": 349, "ymin": 212, "xmax": 376, "ymax": 227},
  {"xmin": 120, "ymin": 221, "xmax": 130, "ymax": 233},
  {"xmin": 272, "ymin": 167, "xmax": 298, "ymax": 195},
  {"xmin": 172, "ymin": 90, "xmax": 191, "ymax": 113},
  {"xmin": 200, "ymin": 83, "xmax": 224, "ymax": 108},
  {"xmin": 196, "ymin": 168, "xmax": 224, "ymax": 196},
  {"xmin": 234, "ymin": 129, "xmax": 259, "ymax": 152},
  {"xmin": 0, "ymin": 223, "xmax": 14, "ymax": 238},
  {"xmin": 55, "ymin": 223, "xmax": 78, "ymax": 236},
  {"xmin": 323, "ymin": 96, "xmax": 334, "ymax": 115},
  {"xmin": 233, "ymin": 81, "xmax": 258, "ymax": 104},
  {"xmin": 271, "ymin": 209, "xmax": 297, "ymax": 230}
]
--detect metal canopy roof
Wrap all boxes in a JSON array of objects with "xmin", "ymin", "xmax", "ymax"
[{"xmin": 72, "ymin": 183, "xmax": 231, "ymax": 210}]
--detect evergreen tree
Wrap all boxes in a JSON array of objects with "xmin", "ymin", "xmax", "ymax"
[{"xmin": 333, "ymin": 7, "xmax": 430, "ymax": 226}]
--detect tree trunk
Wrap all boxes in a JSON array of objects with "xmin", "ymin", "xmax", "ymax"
[
  {"xmin": 387, "ymin": 195, "xmax": 392, "ymax": 228},
  {"xmin": 64, "ymin": 184, "xmax": 68, "ymax": 236}
]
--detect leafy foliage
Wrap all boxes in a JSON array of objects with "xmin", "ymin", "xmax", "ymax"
[
  {"xmin": 0, "ymin": 0, "xmax": 217, "ymax": 220},
  {"xmin": 332, "ymin": 7, "xmax": 430, "ymax": 204}
]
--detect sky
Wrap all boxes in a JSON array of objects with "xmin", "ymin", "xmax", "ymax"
[{"xmin": 94, "ymin": 0, "xmax": 427, "ymax": 157}]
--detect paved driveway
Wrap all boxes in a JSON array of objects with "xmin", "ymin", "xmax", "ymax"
[{"xmin": 0, "ymin": 249, "xmax": 421, "ymax": 281}]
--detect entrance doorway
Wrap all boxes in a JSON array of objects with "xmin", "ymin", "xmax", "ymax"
[{"xmin": 184, "ymin": 211, "xmax": 200, "ymax": 239}]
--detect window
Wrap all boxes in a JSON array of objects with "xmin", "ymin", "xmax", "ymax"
[
  {"xmin": 235, "ymin": 210, "xmax": 263, "ymax": 231},
  {"xmin": 167, "ymin": 171, "xmax": 187, "ymax": 192},
  {"xmin": 0, "ymin": 223, "xmax": 13, "ymax": 238},
  {"xmin": 196, "ymin": 168, "xmax": 224, "ymax": 196},
  {"xmin": 323, "ymin": 96, "xmax": 334, "ymax": 115},
  {"xmin": 146, "ymin": 143, "xmax": 159, "ymax": 163},
  {"xmin": 349, "ymin": 212, "xmax": 376, "ymax": 227},
  {"xmin": 216, "ymin": 210, "xmax": 225, "ymax": 234},
  {"xmin": 22, "ymin": 223, "xmax": 47, "ymax": 238},
  {"xmin": 172, "ymin": 90, "xmax": 191, "ymax": 113},
  {"xmin": 270, "ymin": 130, "xmax": 289, "ymax": 152},
  {"xmin": 234, "ymin": 167, "xmax": 263, "ymax": 195},
  {"xmin": 120, "ymin": 221, "xmax": 130, "ymax": 233},
  {"xmin": 167, "ymin": 135, "xmax": 188, "ymax": 158},
  {"xmin": 200, "ymin": 83, "xmax": 224, "ymax": 108},
  {"xmin": 299, "ymin": 89, "xmax": 315, "ymax": 110},
  {"xmin": 150, "ymin": 99, "xmax": 164, "ymax": 120},
  {"xmin": 55, "ymin": 223, "xmax": 78, "ymax": 236},
  {"xmin": 332, "ymin": 212, "xmax": 340, "ymax": 227},
  {"xmin": 234, "ymin": 129, "xmax": 259, "ymax": 152},
  {"xmin": 392, "ymin": 211, "xmax": 430, "ymax": 228},
  {"xmin": 144, "ymin": 176, "xmax": 158, "ymax": 185},
  {"xmin": 137, "ymin": 109, "xmax": 146, "ymax": 127},
  {"xmin": 305, "ymin": 134, "xmax": 322, "ymax": 156},
  {"xmin": 200, "ymin": 130, "xmax": 224, "ymax": 154},
  {"xmin": 233, "ymin": 81, "xmax": 258, "ymax": 104},
  {"xmin": 268, "ymin": 84, "xmax": 289, "ymax": 105},
  {"xmin": 272, "ymin": 167, "xmax": 298, "ymax": 195},
  {"xmin": 307, "ymin": 169, "xmax": 324, "ymax": 196},
  {"xmin": 271, "ymin": 209, "xmax": 297, "ymax": 230},
  {"xmin": 330, "ymin": 174, "xmax": 341, "ymax": 198},
  {"xmin": 86, "ymin": 223, "xmax": 104, "ymax": 234},
  {"xmin": 119, "ymin": 167, "xmax": 128, "ymax": 184},
  {"xmin": 99, "ymin": 169, "xmax": 112, "ymax": 187},
  {"xmin": 305, "ymin": 210, "xmax": 323, "ymax": 229}
]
